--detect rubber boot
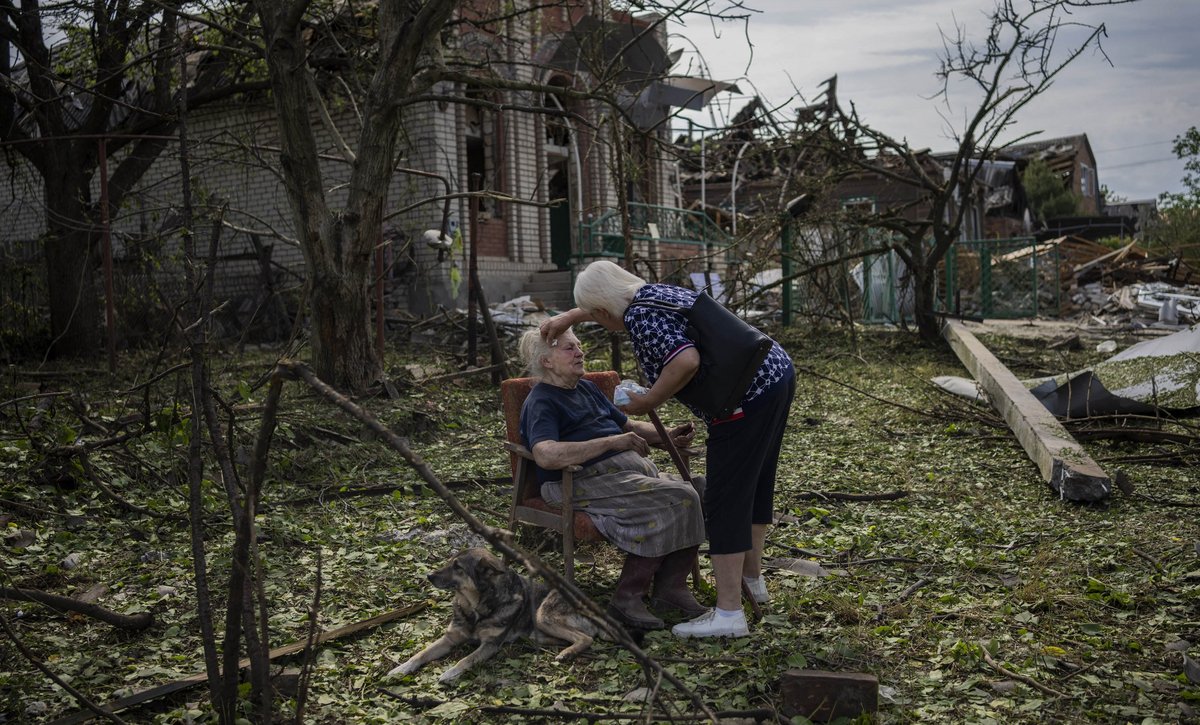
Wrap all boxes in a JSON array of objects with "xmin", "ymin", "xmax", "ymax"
[
  {"xmin": 607, "ymin": 554, "xmax": 665, "ymax": 630},
  {"xmin": 650, "ymin": 546, "xmax": 708, "ymax": 619}
]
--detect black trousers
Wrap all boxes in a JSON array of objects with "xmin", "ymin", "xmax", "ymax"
[{"xmin": 703, "ymin": 374, "xmax": 795, "ymax": 555}]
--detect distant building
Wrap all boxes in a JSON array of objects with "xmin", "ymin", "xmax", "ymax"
[{"xmin": 998, "ymin": 134, "xmax": 1102, "ymax": 215}]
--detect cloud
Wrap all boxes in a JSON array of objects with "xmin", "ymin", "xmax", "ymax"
[{"xmin": 673, "ymin": 0, "xmax": 1200, "ymax": 199}]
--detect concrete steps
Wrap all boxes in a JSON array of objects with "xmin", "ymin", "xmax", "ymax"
[{"xmin": 520, "ymin": 269, "xmax": 573, "ymax": 312}]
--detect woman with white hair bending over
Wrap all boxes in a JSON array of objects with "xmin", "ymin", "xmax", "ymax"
[
  {"xmin": 540, "ymin": 260, "xmax": 795, "ymax": 639},
  {"xmin": 517, "ymin": 327, "xmax": 707, "ymax": 631}
]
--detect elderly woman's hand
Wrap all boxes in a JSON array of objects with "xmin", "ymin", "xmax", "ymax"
[
  {"xmin": 614, "ymin": 431, "xmax": 650, "ymax": 457},
  {"xmin": 667, "ymin": 422, "xmax": 695, "ymax": 449}
]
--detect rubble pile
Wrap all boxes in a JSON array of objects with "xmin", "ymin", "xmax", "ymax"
[{"xmin": 1057, "ymin": 236, "xmax": 1198, "ymax": 327}]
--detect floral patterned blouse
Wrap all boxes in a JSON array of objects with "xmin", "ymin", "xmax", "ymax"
[{"xmin": 623, "ymin": 283, "xmax": 792, "ymax": 421}]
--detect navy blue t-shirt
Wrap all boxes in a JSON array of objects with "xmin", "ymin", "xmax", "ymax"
[{"xmin": 520, "ymin": 379, "xmax": 628, "ymax": 484}]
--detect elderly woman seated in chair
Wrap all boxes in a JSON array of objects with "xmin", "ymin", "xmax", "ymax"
[{"xmin": 517, "ymin": 327, "xmax": 707, "ymax": 630}]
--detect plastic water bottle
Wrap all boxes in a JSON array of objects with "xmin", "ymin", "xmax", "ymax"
[{"xmin": 614, "ymin": 379, "xmax": 649, "ymax": 406}]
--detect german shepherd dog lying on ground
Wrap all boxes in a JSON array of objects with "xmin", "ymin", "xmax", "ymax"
[{"xmin": 388, "ymin": 547, "xmax": 605, "ymax": 683}]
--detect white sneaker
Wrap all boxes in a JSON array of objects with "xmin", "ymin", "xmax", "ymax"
[
  {"xmin": 743, "ymin": 576, "xmax": 768, "ymax": 604},
  {"xmin": 671, "ymin": 608, "xmax": 749, "ymax": 639}
]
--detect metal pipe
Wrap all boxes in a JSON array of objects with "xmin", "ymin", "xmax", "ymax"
[
  {"xmin": 731, "ymin": 140, "xmax": 752, "ymax": 237},
  {"xmin": 98, "ymin": 138, "xmax": 116, "ymax": 373},
  {"xmin": 781, "ymin": 219, "xmax": 792, "ymax": 327},
  {"xmin": 547, "ymin": 94, "xmax": 583, "ymax": 229},
  {"xmin": 468, "ymin": 174, "xmax": 481, "ymax": 365}
]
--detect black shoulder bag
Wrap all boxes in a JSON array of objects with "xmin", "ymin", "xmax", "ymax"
[{"xmin": 631, "ymin": 293, "xmax": 773, "ymax": 419}]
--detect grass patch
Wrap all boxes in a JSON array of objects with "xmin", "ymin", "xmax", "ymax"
[{"xmin": 1, "ymin": 325, "xmax": 1196, "ymax": 723}]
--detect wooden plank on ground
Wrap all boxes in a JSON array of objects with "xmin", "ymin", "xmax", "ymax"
[
  {"xmin": 780, "ymin": 669, "xmax": 879, "ymax": 721},
  {"xmin": 49, "ymin": 602, "xmax": 426, "ymax": 725},
  {"xmin": 942, "ymin": 319, "xmax": 1111, "ymax": 502}
]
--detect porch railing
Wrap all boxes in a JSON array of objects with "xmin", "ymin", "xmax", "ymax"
[{"xmin": 576, "ymin": 203, "xmax": 732, "ymax": 263}]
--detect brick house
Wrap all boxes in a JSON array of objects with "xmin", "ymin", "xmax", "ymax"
[{"xmin": 0, "ymin": 0, "xmax": 733, "ymax": 336}]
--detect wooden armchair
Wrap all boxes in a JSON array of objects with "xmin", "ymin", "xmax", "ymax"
[
  {"xmin": 501, "ymin": 371, "xmax": 619, "ymax": 584},
  {"xmin": 502, "ymin": 372, "xmax": 758, "ymax": 618}
]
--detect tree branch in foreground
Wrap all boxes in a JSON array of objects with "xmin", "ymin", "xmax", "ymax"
[
  {"xmin": 0, "ymin": 612, "xmax": 127, "ymax": 724},
  {"xmin": 0, "ymin": 587, "xmax": 153, "ymax": 630},
  {"xmin": 278, "ymin": 360, "xmax": 720, "ymax": 723}
]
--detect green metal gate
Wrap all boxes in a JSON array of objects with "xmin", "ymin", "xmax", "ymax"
[{"xmin": 942, "ymin": 237, "xmax": 1060, "ymax": 318}]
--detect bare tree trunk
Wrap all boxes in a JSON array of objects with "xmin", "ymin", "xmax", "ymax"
[
  {"xmin": 912, "ymin": 260, "xmax": 941, "ymax": 344},
  {"xmin": 252, "ymin": 0, "xmax": 457, "ymax": 392},
  {"xmin": 43, "ymin": 172, "xmax": 100, "ymax": 356},
  {"xmin": 309, "ymin": 267, "xmax": 379, "ymax": 392}
]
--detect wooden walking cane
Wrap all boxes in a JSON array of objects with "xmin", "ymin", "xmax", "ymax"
[{"xmin": 646, "ymin": 409, "xmax": 764, "ymax": 624}]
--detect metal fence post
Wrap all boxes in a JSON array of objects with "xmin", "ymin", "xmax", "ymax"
[{"xmin": 781, "ymin": 220, "xmax": 792, "ymax": 327}]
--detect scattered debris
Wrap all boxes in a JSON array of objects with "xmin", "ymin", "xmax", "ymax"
[
  {"xmin": 488, "ymin": 295, "xmax": 550, "ymax": 331},
  {"xmin": 935, "ymin": 324, "xmax": 1200, "ymax": 419},
  {"xmin": 48, "ymin": 603, "xmax": 428, "ymax": 725},
  {"xmin": 1055, "ymin": 235, "xmax": 1199, "ymax": 327},
  {"xmin": 763, "ymin": 557, "xmax": 831, "ymax": 578},
  {"xmin": 1126, "ymin": 282, "xmax": 1200, "ymax": 324},
  {"xmin": 1030, "ymin": 325, "xmax": 1200, "ymax": 418}
]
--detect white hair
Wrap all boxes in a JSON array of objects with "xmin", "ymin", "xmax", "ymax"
[
  {"xmin": 573, "ymin": 260, "xmax": 646, "ymax": 319},
  {"xmin": 519, "ymin": 327, "xmax": 571, "ymax": 380}
]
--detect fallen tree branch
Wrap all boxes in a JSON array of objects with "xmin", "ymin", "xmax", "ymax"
[
  {"xmin": 48, "ymin": 603, "xmax": 427, "ymax": 725},
  {"xmin": 1131, "ymin": 547, "xmax": 1163, "ymax": 573},
  {"xmin": 838, "ymin": 557, "xmax": 921, "ymax": 567},
  {"xmin": 414, "ymin": 363, "xmax": 507, "ymax": 385},
  {"xmin": 278, "ymin": 360, "xmax": 719, "ymax": 722},
  {"xmin": 119, "ymin": 362, "xmax": 191, "ymax": 395},
  {"xmin": 293, "ymin": 546, "xmax": 323, "ymax": 725},
  {"xmin": 0, "ymin": 496, "xmax": 65, "ymax": 517},
  {"xmin": 75, "ymin": 450, "xmax": 180, "ymax": 520},
  {"xmin": 0, "ymin": 612, "xmax": 127, "ymax": 724},
  {"xmin": 1098, "ymin": 451, "xmax": 1200, "ymax": 467},
  {"xmin": 981, "ymin": 648, "xmax": 1071, "ymax": 700},
  {"xmin": 67, "ymin": 394, "xmax": 111, "ymax": 437},
  {"xmin": 875, "ymin": 576, "xmax": 933, "ymax": 622},
  {"xmin": 1134, "ymin": 492, "xmax": 1200, "ymax": 508},
  {"xmin": 1072, "ymin": 428, "xmax": 1196, "ymax": 445},
  {"xmin": 794, "ymin": 490, "xmax": 909, "ymax": 502},
  {"xmin": 1, "ymin": 390, "xmax": 72, "ymax": 409},
  {"xmin": 0, "ymin": 587, "xmax": 153, "ymax": 630},
  {"xmin": 897, "ymin": 577, "xmax": 933, "ymax": 603},
  {"xmin": 274, "ymin": 477, "xmax": 510, "ymax": 507},
  {"xmin": 794, "ymin": 363, "xmax": 933, "ymax": 420}
]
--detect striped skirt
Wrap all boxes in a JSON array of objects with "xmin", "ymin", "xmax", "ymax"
[{"xmin": 540, "ymin": 450, "xmax": 705, "ymax": 558}]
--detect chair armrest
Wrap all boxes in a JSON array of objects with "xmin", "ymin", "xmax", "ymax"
[
  {"xmin": 503, "ymin": 441, "xmax": 580, "ymax": 472},
  {"xmin": 504, "ymin": 441, "xmax": 536, "ymax": 460}
]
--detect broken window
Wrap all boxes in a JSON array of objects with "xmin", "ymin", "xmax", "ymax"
[
  {"xmin": 545, "ymin": 92, "xmax": 571, "ymax": 152},
  {"xmin": 465, "ymin": 88, "xmax": 503, "ymax": 218}
]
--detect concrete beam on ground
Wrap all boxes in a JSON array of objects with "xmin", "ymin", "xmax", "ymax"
[{"xmin": 941, "ymin": 319, "xmax": 1111, "ymax": 502}]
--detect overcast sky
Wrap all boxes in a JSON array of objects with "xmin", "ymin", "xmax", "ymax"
[{"xmin": 669, "ymin": 0, "xmax": 1198, "ymax": 202}]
